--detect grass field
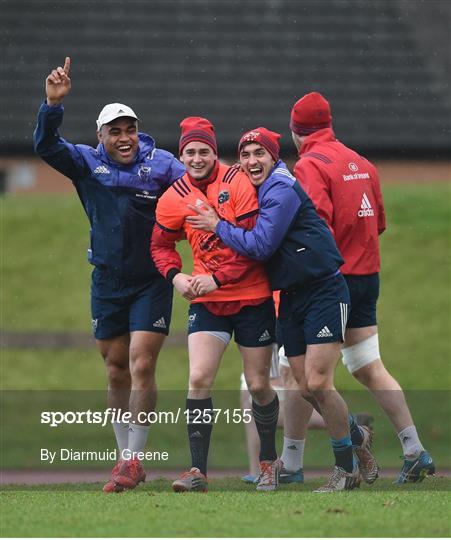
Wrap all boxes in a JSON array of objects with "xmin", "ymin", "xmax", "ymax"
[
  {"xmin": 3, "ymin": 185, "xmax": 450, "ymax": 368},
  {"xmin": 1, "ymin": 479, "xmax": 450, "ymax": 537},
  {"xmin": 1, "ymin": 182, "xmax": 450, "ymax": 537}
]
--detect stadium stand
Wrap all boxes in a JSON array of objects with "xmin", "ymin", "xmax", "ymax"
[{"xmin": 1, "ymin": 0, "xmax": 449, "ymax": 157}]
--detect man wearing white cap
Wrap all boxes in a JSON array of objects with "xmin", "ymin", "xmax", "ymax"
[{"xmin": 34, "ymin": 57, "xmax": 185, "ymax": 493}]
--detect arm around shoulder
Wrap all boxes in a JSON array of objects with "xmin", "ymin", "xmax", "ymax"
[{"xmin": 216, "ymin": 180, "xmax": 300, "ymax": 261}]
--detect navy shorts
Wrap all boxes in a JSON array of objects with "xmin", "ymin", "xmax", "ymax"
[
  {"xmin": 344, "ymin": 273, "xmax": 379, "ymax": 328},
  {"xmin": 187, "ymin": 299, "xmax": 276, "ymax": 348},
  {"xmin": 91, "ymin": 269, "xmax": 173, "ymax": 340},
  {"xmin": 278, "ymin": 274, "xmax": 350, "ymax": 357}
]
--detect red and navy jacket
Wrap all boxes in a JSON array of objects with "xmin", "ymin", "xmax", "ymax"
[{"xmin": 294, "ymin": 128, "xmax": 386, "ymax": 275}]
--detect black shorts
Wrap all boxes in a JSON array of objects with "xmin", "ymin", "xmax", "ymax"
[
  {"xmin": 91, "ymin": 269, "xmax": 173, "ymax": 340},
  {"xmin": 278, "ymin": 274, "xmax": 350, "ymax": 357},
  {"xmin": 187, "ymin": 299, "xmax": 276, "ymax": 348},
  {"xmin": 344, "ymin": 273, "xmax": 379, "ymax": 328}
]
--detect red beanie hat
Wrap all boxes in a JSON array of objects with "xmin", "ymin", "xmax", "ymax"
[
  {"xmin": 238, "ymin": 127, "xmax": 281, "ymax": 162},
  {"xmin": 179, "ymin": 116, "xmax": 218, "ymax": 155},
  {"xmin": 290, "ymin": 92, "xmax": 332, "ymax": 136}
]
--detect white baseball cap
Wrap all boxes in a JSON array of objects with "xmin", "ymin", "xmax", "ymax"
[{"xmin": 96, "ymin": 103, "xmax": 139, "ymax": 130}]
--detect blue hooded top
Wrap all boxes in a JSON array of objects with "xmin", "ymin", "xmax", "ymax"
[{"xmin": 34, "ymin": 102, "xmax": 185, "ymax": 289}]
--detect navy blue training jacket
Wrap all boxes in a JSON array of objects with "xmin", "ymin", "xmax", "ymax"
[
  {"xmin": 34, "ymin": 102, "xmax": 185, "ymax": 286},
  {"xmin": 216, "ymin": 161, "xmax": 344, "ymax": 290}
]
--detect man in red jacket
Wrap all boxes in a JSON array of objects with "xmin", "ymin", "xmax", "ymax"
[{"xmin": 290, "ymin": 92, "xmax": 435, "ymax": 484}]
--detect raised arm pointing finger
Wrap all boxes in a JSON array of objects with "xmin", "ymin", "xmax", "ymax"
[
  {"xmin": 63, "ymin": 56, "xmax": 71, "ymax": 76},
  {"xmin": 46, "ymin": 56, "xmax": 72, "ymax": 106}
]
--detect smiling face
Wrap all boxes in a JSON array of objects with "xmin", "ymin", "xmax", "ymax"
[
  {"xmin": 97, "ymin": 117, "xmax": 139, "ymax": 165},
  {"xmin": 239, "ymin": 143, "xmax": 275, "ymax": 186},
  {"xmin": 180, "ymin": 141, "xmax": 217, "ymax": 180}
]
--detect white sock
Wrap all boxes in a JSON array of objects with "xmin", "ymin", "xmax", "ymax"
[
  {"xmin": 112, "ymin": 422, "xmax": 129, "ymax": 454},
  {"xmin": 128, "ymin": 423, "xmax": 150, "ymax": 454},
  {"xmin": 398, "ymin": 425, "xmax": 425, "ymax": 458},
  {"xmin": 281, "ymin": 437, "xmax": 305, "ymax": 471}
]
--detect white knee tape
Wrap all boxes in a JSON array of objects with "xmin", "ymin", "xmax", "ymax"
[
  {"xmin": 278, "ymin": 345, "xmax": 290, "ymax": 368},
  {"xmin": 239, "ymin": 373, "xmax": 285, "ymax": 401},
  {"xmin": 270, "ymin": 343, "xmax": 280, "ymax": 378},
  {"xmin": 206, "ymin": 330, "xmax": 232, "ymax": 346},
  {"xmin": 341, "ymin": 333, "xmax": 380, "ymax": 374}
]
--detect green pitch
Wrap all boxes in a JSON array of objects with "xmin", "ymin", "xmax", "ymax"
[
  {"xmin": 3, "ymin": 183, "xmax": 450, "ymax": 362},
  {"xmin": 2, "ymin": 182, "xmax": 450, "ymax": 471},
  {"xmin": 1, "ymin": 181, "xmax": 450, "ymax": 537},
  {"xmin": 1, "ymin": 478, "xmax": 450, "ymax": 537}
]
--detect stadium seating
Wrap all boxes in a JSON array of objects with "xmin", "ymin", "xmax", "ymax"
[{"xmin": 1, "ymin": 1, "xmax": 449, "ymax": 156}]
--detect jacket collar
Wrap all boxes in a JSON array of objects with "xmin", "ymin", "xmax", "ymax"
[
  {"xmin": 299, "ymin": 127, "xmax": 336, "ymax": 156},
  {"xmin": 258, "ymin": 159, "xmax": 287, "ymax": 190}
]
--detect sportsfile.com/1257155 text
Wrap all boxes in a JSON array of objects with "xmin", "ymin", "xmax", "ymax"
[{"xmin": 40, "ymin": 408, "xmax": 253, "ymax": 427}]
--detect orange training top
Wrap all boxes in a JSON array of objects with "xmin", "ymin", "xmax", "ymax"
[{"xmin": 155, "ymin": 163, "xmax": 271, "ymax": 303}]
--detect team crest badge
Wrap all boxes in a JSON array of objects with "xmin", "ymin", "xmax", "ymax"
[
  {"xmin": 242, "ymin": 131, "xmax": 261, "ymax": 142},
  {"xmin": 218, "ymin": 190, "xmax": 230, "ymax": 204},
  {"xmin": 138, "ymin": 165, "xmax": 152, "ymax": 182}
]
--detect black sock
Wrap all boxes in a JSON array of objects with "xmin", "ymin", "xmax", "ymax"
[
  {"xmin": 186, "ymin": 397, "xmax": 213, "ymax": 475},
  {"xmin": 331, "ymin": 436, "xmax": 354, "ymax": 473},
  {"xmin": 252, "ymin": 395, "xmax": 279, "ymax": 462},
  {"xmin": 349, "ymin": 414, "xmax": 364, "ymax": 447}
]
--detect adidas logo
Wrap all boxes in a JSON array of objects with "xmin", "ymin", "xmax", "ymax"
[
  {"xmin": 287, "ymin": 444, "xmax": 298, "ymax": 450},
  {"xmin": 357, "ymin": 193, "xmax": 374, "ymax": 217},
  {"xmin": 189, "ymin": 431, "xmax": 202, "ymax": 439},
  {"xmin": 317, "ymin": 326, "xmax": 333, "ymax": 338},
  {"xmin": 93, "ymin": 165, "xmax": 111, "ymax": 174},
  {"xmin": 152, "ymin": 317, "xmax": 167, "ymax": 329},
  {"xmin": 258, "ymin": 330, "xmax": 271, "ymax": 342}
]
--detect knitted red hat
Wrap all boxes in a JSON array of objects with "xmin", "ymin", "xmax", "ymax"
[
  {"xmin": 238, "ymin": 127, "xmax": 281, "ymax": 162},
  {"xmin": 179, "ymin": 116, "xmax": 217, "ymax": 155},
  {"xmin": 290, "ymin": 92, "xmax": 332, "ymax": 136}
]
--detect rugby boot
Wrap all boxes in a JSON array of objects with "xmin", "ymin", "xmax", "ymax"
[
  {"xmin": 241, "ymin": 474, "xmax": 258, "ymax": 484},
  {"xmin": 256, "ymin": 459, "xmax": 283, "ymax": 491},
  {"xmin": 112, "ymin": 458, "xmax": 146, "ymax": 489},
  {"xmin": 354, "ymin": 413, "xmax": 375, "ymax": 430},
  {"xmin": 103, "ymin": 460, "xmax": 125, "ymax": 493},
  {"xmin": 279, "ymin": 467, "xmax": 304, "ymax": 484},
  {"xmin": 394, "ymin": 451, "xmax": 435, "ymax": 484},
  {"xmin": 355, "ymin": 425, "xmax": 379, "ymax": 484},
  {"xmin": 172, "ymin": 467, "xmax": 208, "ymax": 492},
  {"xmin": 314, "ymin": 465, "xmax": 361, "ymax": 493}
]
